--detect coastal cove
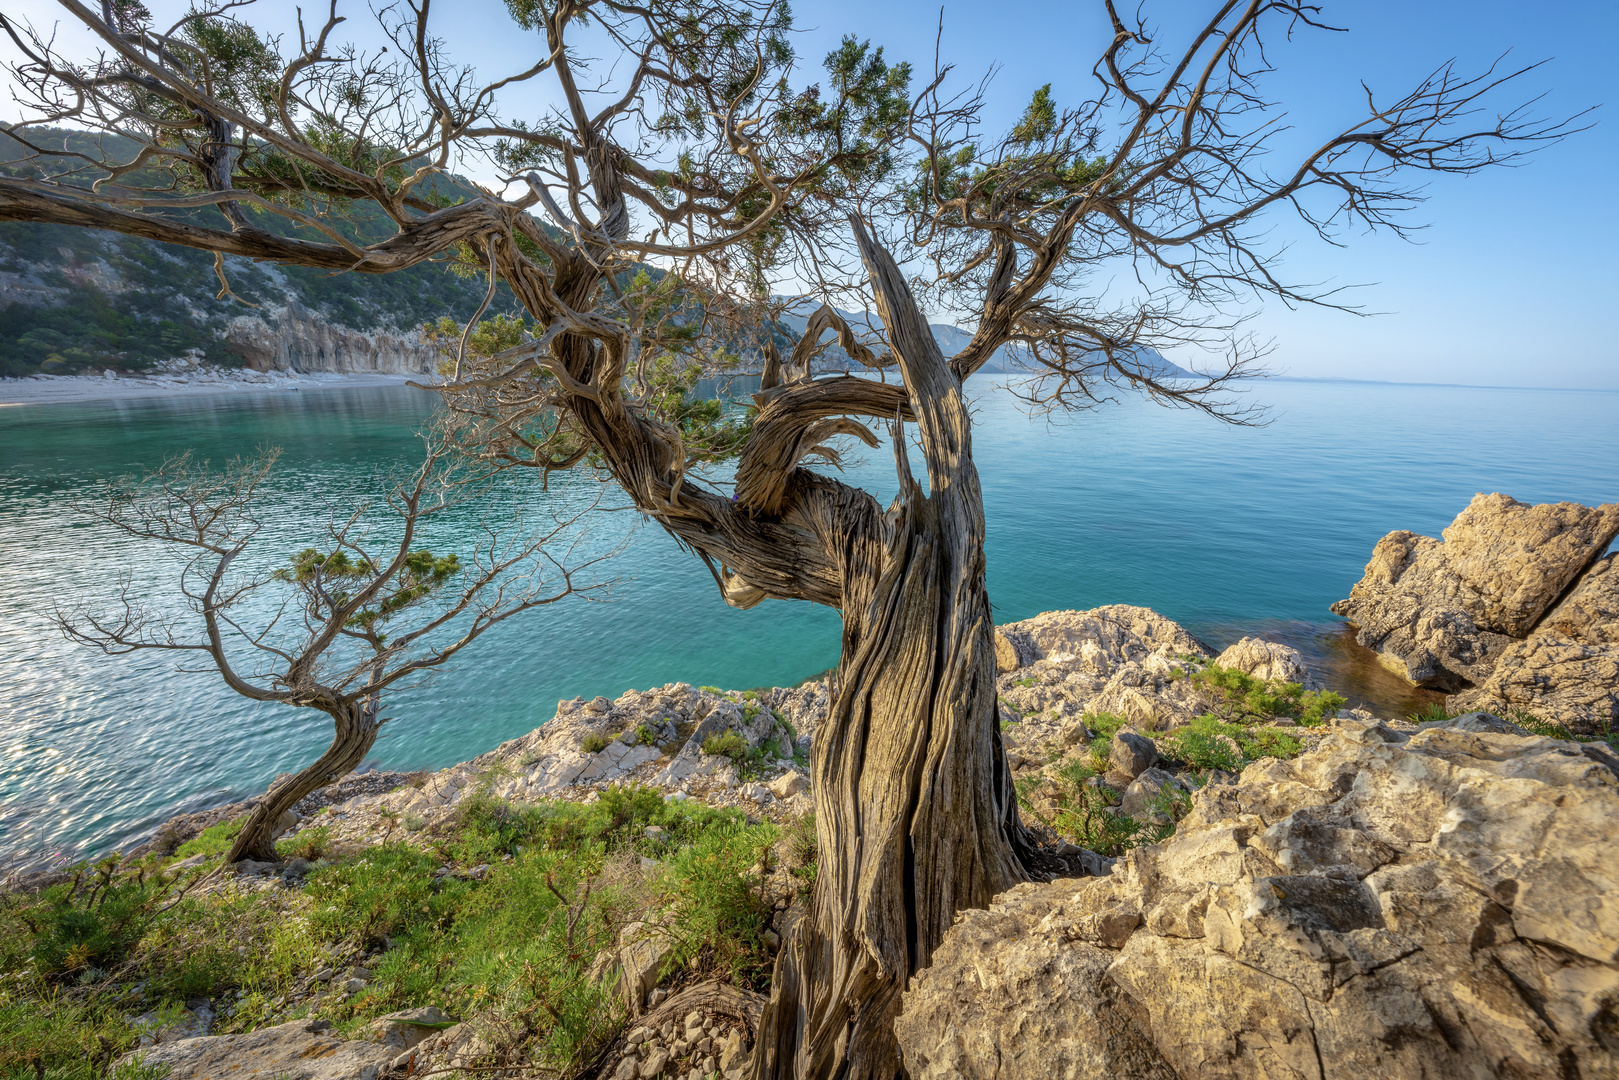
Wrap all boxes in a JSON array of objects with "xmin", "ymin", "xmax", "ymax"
[{"xmin": 2, "ymin": 376, "xmax": 1616, "ymax": 864}]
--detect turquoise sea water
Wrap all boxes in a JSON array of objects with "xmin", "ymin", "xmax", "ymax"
[{"xmin": 2, "ymin": 378, "xmax": 1616, "ymax": 864}]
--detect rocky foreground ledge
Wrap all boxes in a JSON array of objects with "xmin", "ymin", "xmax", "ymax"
[
  {"xmin": 100, "ymin": 605, "xmax": 1619, "ymax": 1080},
  {"xmin": 897, "ymin": 715, "xmax": 1619, "ymax": 1079}
]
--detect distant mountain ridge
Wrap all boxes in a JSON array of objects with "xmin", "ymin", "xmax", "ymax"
[{"xmin": 774, "ymin": 303, "xmax": 1196, "ymax": 379}]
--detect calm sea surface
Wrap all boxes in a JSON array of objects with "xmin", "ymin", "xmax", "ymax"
[{"xmin": 2, "ymin": 378, "xmax": 1616, "ymax": 864}]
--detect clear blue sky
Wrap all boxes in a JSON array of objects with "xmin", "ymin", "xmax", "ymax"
[{"xmin": 6, "ymin": 0, "xmax": 1615, "ymax": 387}]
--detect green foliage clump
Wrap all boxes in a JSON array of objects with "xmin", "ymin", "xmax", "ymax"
[
  {"xmin": 173, "ymin": 815, "xmax": 245, "ymax": 859},
  {"xmin": 632, "ymin": 724, "xmax": 658, "ymax": 746},
  {"xmin": 1018, "ymin": 759, "xmax": 1180, "ymax": 858},
  {"xmin": 701, "ymin": 732, "xmax": 748, "ymax": 760},
  {"xmin": 580, "ymin": 731, "xmax": 609, "ymax": 754},
  {"xmin": 654, "ymin": 821, "xmax": 779, "ymax": 989},
  {"xmin": 1157, "ymin": 714, "xmax": 1305, "ymax": 773},
  {"xmin": 1189, "ymin": 663, "xmax": 1345, "ymax": 727},
  {"xmin": 276, "ymin": 547, "xmax": 461, "ymax": 638},
  {"xmin": 275, "ymin": 825, "xmax": 332, "ymax": 863},
  {"xmin": 785, "ymin": 812, "xmax": 818, "ymax": 900},
  {"xmin": 0, "ymin": 783, "xmax": 783, "ymax": 1077}
]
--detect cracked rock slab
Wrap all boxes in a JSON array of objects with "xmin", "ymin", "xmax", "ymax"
[
  {"xmin": 116, "ymin": 1020, "xmax": 398, "ymax": 1080},
  {"xmin": 896, "ymin": 716, "xmax": 1619, "ymax": 1080},
  {"xmin": 1451, "ymin": 553, "xmax": 1619, "ymax": 735},
  {"xmin": 1331, "ymin": 494, "xmax": 1619, "ymax": 691}
]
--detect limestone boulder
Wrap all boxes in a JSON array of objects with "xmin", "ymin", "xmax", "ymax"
[
  {"xmin": 364, "ymin": 1006, "xmax": 457, "ymax": 1054},
  {"xmin": 1332, "ymin": 494, "xmax": 1619, "ymax": 690},
  {"xmin": 590, "ymin": 920, "xmax": 676, "ymax": 1015},
  {"xmin": 1450, "ymin": 553, "xmax": 1619, "ymax": 735},
  {"xmin": 994, "ymin": 606, "xmax": 1218, "ymax": 743},
  {"xmin": 995, "ymin": 605, "xmax": 1213, "ymax": 670},
  {"xmin": 1108, "ymin": 731, "xmax": 1159, "ymax": 781},
  {"xmin": 1213, "ymin": 636, "xmax": 1320, "ymax": 690},
  {"xmin": 896, "ymin": 716, "xmax": 1619, "ymax": 1080},
  {"xmin": 117, "ymin": 1019, "xmax": 397, "ymax": 1080}
]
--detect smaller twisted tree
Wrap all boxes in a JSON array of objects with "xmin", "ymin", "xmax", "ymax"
[{"xmin": 55, "ymin": 438, "xmax": 609, "ymax": 863}]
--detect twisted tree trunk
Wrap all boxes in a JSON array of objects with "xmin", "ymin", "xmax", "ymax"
[
  {"xmin": 225, "ymin": 699, "xmax": 379, "ymax": 863},
  {"xmin": 747, "ymin": 225, "xmax": 1034, "ymax": 1080},
  {"xmin": 497, "ymin": 215, "xmax": 1036, "ymax": 1078}
]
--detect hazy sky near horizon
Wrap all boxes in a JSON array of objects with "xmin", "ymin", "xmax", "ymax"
[{"xmin": 4, "ymin": 0, "xmax": 1615, "ymax": 388}]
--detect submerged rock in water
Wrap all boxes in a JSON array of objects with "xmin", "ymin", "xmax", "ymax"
[
  {"xmin": 896, "ymin": 716, "xmax": 1619, "ymax": 1080},
  {"xmin": 1331, "ymin": 493, "xmax": 1619, "ymax": 689}
]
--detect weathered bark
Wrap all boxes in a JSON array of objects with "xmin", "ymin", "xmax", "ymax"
[
  {"xmin": 747, "ymin": 222, "xmax": 1034, "ymax": 1080},
  {"xmin": 224, "ymin": 699, "xmax": 380, "ymax": 863}
]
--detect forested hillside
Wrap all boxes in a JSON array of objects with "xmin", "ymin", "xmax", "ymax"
[{"xmin": 0, "ymin": 129, "xmax": 515, "ymax": 377}]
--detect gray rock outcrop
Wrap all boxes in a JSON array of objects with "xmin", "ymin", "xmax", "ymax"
[
  {"xmin": 993, "ymin": 606, "xmax": 1219, "ymax": 741},
  {"xmin": 1451, "ymin": 552, "xmax": 1619, "ymax": 735},
  {"xmin": 119, "ymin": 1019, "xmax": 398, "ymax": 1079},
  {"xmin": 1332, "ymin": 493, "xmax": 1618, "ymax": 688},
  {"xmin": 225, "ymin": 303, "xmax": 437, "ymax": 375},
  {"xmin": 896, "ymin": 717, "xmax": 1619, "ymax": 1080}
]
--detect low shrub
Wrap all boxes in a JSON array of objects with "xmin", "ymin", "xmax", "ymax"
[
  {"xmin": 701, "ymin": 732, "xmax": 747, "ymax": 760},
  {"xmin": 1189, "ymin": 664, "xmax": 1345, "ymax": 727},
  {"xmin": 656, "ymin": 820, "xmax": 778, "ymax": 990},
  {"xmin": 580, "ymin": 732, "xmax": 609, "ymax": 754},
  {"xmin": 1157, "ymin": 714, "xmax": 1305, "ymax": 773},
  {"xmin": 275, "ymin": 825, "xmax": 332, "ymax": 862},
  {"xmin": 0, "ymin": 780, "xmax": 792, "ymax": 1078}
]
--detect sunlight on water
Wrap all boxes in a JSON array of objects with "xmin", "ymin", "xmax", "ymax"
[{"xmin": 1, "ymin": 378, "xmax": 1615, "ymax": 863}]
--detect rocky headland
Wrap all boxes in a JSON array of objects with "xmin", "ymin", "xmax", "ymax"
[
  {"xmin": 1332, "ymin": 492, "xmax": 1619, "ymax": 734},
  {"xmin": 7, "ymin": 496, "xmax": 1615, "ymax": 1080}
]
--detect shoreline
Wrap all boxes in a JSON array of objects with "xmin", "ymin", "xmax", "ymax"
[{"xmin": 0, "ymin": 369, "xmax": 437, "ymax": 407}]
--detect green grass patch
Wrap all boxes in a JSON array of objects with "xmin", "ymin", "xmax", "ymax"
[
  {"xmin": 0, "ymin": 784, "xmax": 783, "ymax": 1078},
  {"xmin": 172, "ymin": 816, "xmax": 245, "ymax": 860},
  {"xmin": 701, "ymin": 732, "xmax": 747, "ymax": 760},
  {"xmin": 580, "ymin": 731, "xmax": 609, "ymax": 754},
  {"xmin": 275, "ymin": 825, "xmax": 332, "ymax": 862}
]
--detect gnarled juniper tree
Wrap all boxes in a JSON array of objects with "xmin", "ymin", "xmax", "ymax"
[
  {"xmin": 1, "ymin": 1, "xmax": 1574, "ymax": 1074},
  {"xmin": 56, "ymin": 441, "xmax": 606, "ymax": 864}
]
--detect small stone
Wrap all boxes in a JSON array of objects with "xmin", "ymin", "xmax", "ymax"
[
  {"xmin": 768, "ymin": 772, "xmax": 808, "ymax": 799},
  {"xmin": 611, "ymin": 1057, "xmax": 640, "ymax": 1080},
  {"xmin": 312, "ymin": 968, "xmax": 334, "ymax": 982},
  {"xmin": 640, "ymin": 1048, "xmax": 669, "ymax": 1078},
  {"xmin": 1108, "ymin": 731, "xmax": 1158, "ymax": 780},
  {"xmin": 343, "ymin": 977, "xmax": 367, "ymax": 993},
  {"xmin": 718, "ymin": 1032, "xmax": 746, "ymax": 1072}
]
